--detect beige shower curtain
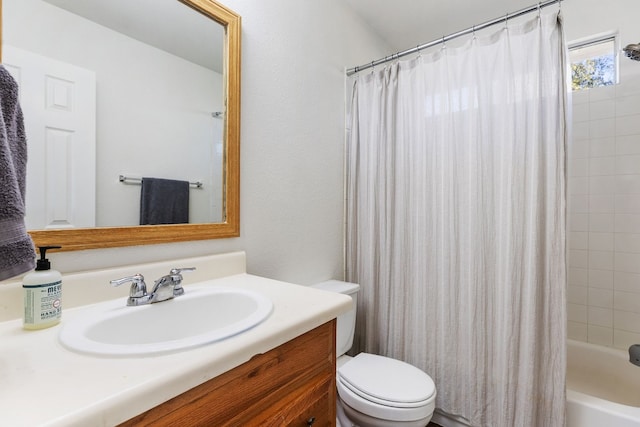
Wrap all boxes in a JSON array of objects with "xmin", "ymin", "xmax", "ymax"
[{"xmin": 346, "ymin": 13, "xmax": 568, "ymax": 427}]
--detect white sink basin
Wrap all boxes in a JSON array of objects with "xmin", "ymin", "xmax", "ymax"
[{"xmin": 59, "ymin": 286, "xmax": 272, "ymax": 357}]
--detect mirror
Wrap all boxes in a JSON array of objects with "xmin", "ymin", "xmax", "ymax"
[{"xmin": 0, "ymin": 0, "xmax": 240, "ymax": 251}]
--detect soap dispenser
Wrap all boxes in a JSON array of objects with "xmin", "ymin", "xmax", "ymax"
[{"xmin": 23, "ymin": 246, "xmax": 62, "ymax": 330}]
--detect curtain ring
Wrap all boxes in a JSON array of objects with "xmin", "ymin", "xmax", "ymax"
[
  {"xmin": 441, "ymin": 35, "xmax": 446, "ymax": 50},
  {"xmin": 504, "ymin": 12, "xmax": 509, "ymax": 30},
  {"xmin": 472, "ymin": 25, "xmax": 476, "ymax": 40},
  {"xmin": 537, "ymin": 1, "xmax": 541, "ymax": 18}
]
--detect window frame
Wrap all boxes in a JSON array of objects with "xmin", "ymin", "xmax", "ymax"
[{"xmin": 568, "ymin": 31, "xmax": 619, "ymax": 91}]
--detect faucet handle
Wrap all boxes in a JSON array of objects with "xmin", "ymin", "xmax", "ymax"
[
  {"xmin": 168, "ymin": 267, "xmax": 195, "ymax": 296},
  {"xmin": 110, "ymin": 273, "xmax": 147, "ymax": 298},
  {"xmin": 169, "ymin": 267, "xmax": 196, "ymax": 281},
  {"xmin": 169, "ymin": 267, "xmax": 196, "ymax": 275}
]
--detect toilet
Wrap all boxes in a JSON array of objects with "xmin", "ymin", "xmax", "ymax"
[{"xmin": 312, "ymin": 280, "xmax": 437, "ymax": 427}]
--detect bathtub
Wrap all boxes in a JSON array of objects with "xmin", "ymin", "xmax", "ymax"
[{"xmin": 567, "ymin": 339, "xmax": 640, "ymax": 427}]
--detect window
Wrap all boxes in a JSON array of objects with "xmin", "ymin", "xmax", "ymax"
[{"xmin": 569, "ymin": 34, "xmax": 618, "ymax": 91}]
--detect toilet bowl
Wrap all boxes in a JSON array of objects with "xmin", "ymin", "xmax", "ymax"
[
  {"xmin": 312, "ymin": 280, "xmax": 437, "ymax": 427},
  {"xmin": 337, "ymin": 353, "xmax": 436, "ymax": 427}
]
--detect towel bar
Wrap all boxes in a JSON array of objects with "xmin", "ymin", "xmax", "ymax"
[{"xmin": 118, "ymin": 175, "xmax": 203, "ymax": 189}]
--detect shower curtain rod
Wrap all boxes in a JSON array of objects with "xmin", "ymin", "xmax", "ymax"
[{"xmin": 346, "ymin": 0, "xmax": 563, "ymax": 76}]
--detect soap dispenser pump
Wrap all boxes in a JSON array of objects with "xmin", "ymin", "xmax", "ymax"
[{"xmin": 23, "ymin": 246, "xmax": 62, "ymax": 330}]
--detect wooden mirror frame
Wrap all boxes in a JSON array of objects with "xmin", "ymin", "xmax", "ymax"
[{"xmin": 0, "ymin": 0, "xmax": 241, "ymax": 251}]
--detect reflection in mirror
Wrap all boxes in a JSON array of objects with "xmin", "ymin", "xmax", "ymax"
[
  {"xmin": 0, "ymin": 0, "xmax": 241, "ymax": 250},
  {"xmin": 5, "ymin": 0, "xmax": 224, "ymax": 227}
]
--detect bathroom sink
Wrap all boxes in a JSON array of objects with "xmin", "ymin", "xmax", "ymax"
[{"xmin": 59, "ymin": 286, "xmax": 272, "ymax": 357}]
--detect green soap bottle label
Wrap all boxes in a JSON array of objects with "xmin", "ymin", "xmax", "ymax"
[{"xmin": 23, "ymin": 280, "xmax": 62, "ymax": 325}]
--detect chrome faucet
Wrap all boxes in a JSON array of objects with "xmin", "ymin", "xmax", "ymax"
[{"xmin": 110, "ymin": 267, "xmax": 196, "ymax": 306}]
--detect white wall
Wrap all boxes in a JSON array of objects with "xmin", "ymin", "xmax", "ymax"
[
  {"xmin": 1, "ymin": 0, "xmax": 389, "ymax": 286},
  {"xmin": 563, "ymin": 0, "xmax": 640, "ymax": 349}
]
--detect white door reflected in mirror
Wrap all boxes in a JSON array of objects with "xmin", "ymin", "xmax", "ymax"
[{"xmin": 4, "ymin": 46, "xmax": 97, "ymax": 230}]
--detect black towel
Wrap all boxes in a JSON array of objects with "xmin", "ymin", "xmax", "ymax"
[{"xmin": 139, "ymin": 177, "xmax": 189, "ymax": 225}]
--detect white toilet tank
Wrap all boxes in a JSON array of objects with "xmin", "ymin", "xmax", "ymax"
[{"xmin": 312, "ymin": 280, "xmax": 359, "ymax": 357}]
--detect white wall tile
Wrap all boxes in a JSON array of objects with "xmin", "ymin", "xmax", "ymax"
[
  {"xmin": 617, "ymin": 114, "xmax": 640, "ymax": 136},
  {"xmin": 589, "ymin": 250, "xmax": 614, "ymax": 270},
  {"xmin": 589, "ymin": 232, "xmax": 614, "ymax": 251},
  {"xmin": 590, "ymin": 99, "xmax": 615, "ymax": 120},
  {"xmin": 569, "ymin": 79, "xmax": 640, "ymax": 348},
  {"xmin": 572, "ymin": 89, "xmax": 590, "ymax": 105},
  {"xmin": 573, "ymin": 102, "xmax": 590, "ymax": 123},
  {"xmin": 616, "ymin": 94, "xmax": 640, "ymax": 117},
  {"xmin": 569, "ymin": 176, "xmax": 588, "ymax": 195},
  {"xmin": 614, "ymin": 271, "xmax": 640, "ymax": 293},
  {"xmin": 569, "ymin": 231, "xmax": 588, "ymax": 250},
  {"xmin": 589, "ymin": 213, "xmax": 614, "ymax": 232},
  {"xmin": 613, "ymin": 329, "xmax": 640, "ymax": 350},
  {"xmin": 615, "ymin": 195, "xmax": 640, "ymax": 214},
  {"xmin": 568, "ymin": 285, "xmax": 588, "ymax": 305},
  {"xmin": 589, "ymin": 287, "xmax": 613, "ymax": 309},
  {"xmin": 614, "ymin": 290, "xmax": 640, "ymax": 313},
  {"xmin": 569, "ymin": 158, "xmax": 589, "ymax": 177},
  {"xmin": 616, "ymin": 135, "xmax": 640, "ymax": 156},
  {"xmin": 570, "ymin": 213, "xmax": 589, "ymax": 231},
  {"xmin": 616, "ymin": 74, "xmax": 640, "ymax": 97},
  {"xmin": 616, "ymin": 155, "xmax": 640, "ymax": 174},
  {"xmin": 570, "ymin": 139, "xmax": 589, "ymax": 159},
  {"xmin": 616, "ymin": 174, "xmax": 640, "ymax": 194},
  {"xmin": 590, "ymin": 175, "xmax": 616, "ymax": 194},
  {"xmin": 589, "ymin": 157, "xmax": 616, "ymax": 176},
  {"xmin": 591, "ymin": 118, "xmax": 616, "ymax": 139},
  {"xmin": 589, "ymin": 269, "xmax": 614, "ymax": 289},
  {"xmin": 573, "ymin": 122, "xmax": 590, "ymax": 141},
  {"xmin": 569, "ymin": 249, "xmax": 588, "ymax": 269},
  {"xmin": 589, "ymin": 194, "xmax": 614, "ymax": 213},
  {"xmin": 569, "ymin": 268, "xmax": 588, "ymax": 286},
  {"xmin": 590, "ymin": 85, "xmax": 616, "ymax": 102},
  {"xmin": 615, "ymin": 252, "xmax": 640, "ymax": 274},
  {"xmin": 615, "ymin": 233, "xmax": 640, "ymax": 253},
  {"xmin": 587, "ymin": 324, "xmax": 613, "ymax": 346},
  {"xmin": 614, "ymin": 310, "xmax": 640, "ymax": 333},
  {"xmin": 568, "ymin": 321, "xmax": 588, "ymax": 341},
  {"xmin": 615, "ymin": 214, "xmax": 640, "ymax": 233},
  {"xmin": 568, "ymin": 303, "xmax": 588, "ymax": 323},
  {"xmin": 589, "ymin": 136, "xmax": 615, "ymax": 157},
  {"xmin": 569, "ymin": 195, "xmax": 588, "ymax": 213}
]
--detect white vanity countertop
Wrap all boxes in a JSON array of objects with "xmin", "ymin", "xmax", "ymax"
[{"xmin": 0, "ymin": 272, "xmax": 351, "ymax": 427}]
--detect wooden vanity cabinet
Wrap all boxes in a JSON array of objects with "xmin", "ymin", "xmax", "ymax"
[{"xmin": 120, "ymin": 320, "xmax": 337, "ymax": 427}]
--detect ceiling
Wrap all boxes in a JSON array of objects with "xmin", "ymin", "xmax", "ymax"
[
  {"xmin": 344, "ymin": 0, "xmax": 550, "ymax": 56},
  {"xmin": 41, "ymin": 0, "xmax": 557, "ymax": 74},
  {"xmin": 43, "ymin": 0, "xmax": 224, "ymax": 72}
]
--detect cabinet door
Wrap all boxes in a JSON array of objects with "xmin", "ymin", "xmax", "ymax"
[
  {"xmin": 259, "ymin": 375, "xmax": 334, "ymax": 427},
  {"xmin": 120, "ymin": 321, "xmax": 336, "ymax": 427}
]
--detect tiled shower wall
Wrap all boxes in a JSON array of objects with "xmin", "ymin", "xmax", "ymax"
[{"xmin": 567, "ymin": 60, "xmax": 640, "ymax": 349}]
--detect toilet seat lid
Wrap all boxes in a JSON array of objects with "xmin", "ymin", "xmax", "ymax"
[{"xmin": 338, "ymin": 353, "xmax": 436, "ymax": 407}]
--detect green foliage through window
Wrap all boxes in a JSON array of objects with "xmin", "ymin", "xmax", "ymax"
[
  {"xmin": 569, "ymin": 36, "xmax": 617, "ymax": 92},
  {"xmin": 571, "ymin": 55, "xmax": 615, "ymax": 91}
]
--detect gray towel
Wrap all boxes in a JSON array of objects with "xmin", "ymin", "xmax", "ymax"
[
  {"xmin": 140, "ymin": 177, "xmax": 189, "ymax": 225},
  {"xmin": 0, "ymin": 65, "xmax": 36, "ymax": 280}
]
